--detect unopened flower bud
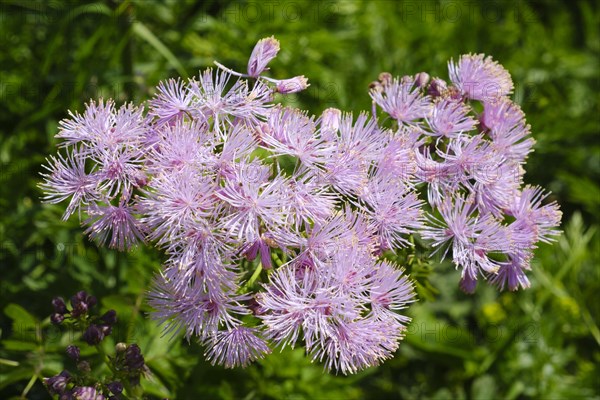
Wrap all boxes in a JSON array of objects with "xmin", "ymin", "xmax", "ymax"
[
  {"xmin": 77, "ymin": 360, "xmax": 91, "ymax": 373},
  {"xmin": 400, "ymin": 75, "xmax": 414, "ymax": 86},
  {"xmin": 72, "ymin": 291, "xmax": 87, "ymax": 303},
  {"xmin": 83, "ymin": 324, "xmax": 104, "ymax": 345},
  {"xmin": 428, "ymin": 78, "xmax": 448, "ymax": 98},
  {"xmin": 115, "ymin": 342, "xmax": 127, "ymax": 353},
  {"xmin": 86, "ymin": 294, "xmax": 97, "ymax": 309},
  {"xmin": 369, "ymin": 80, "xmax": 384, "ymax": 94},
  {"xmin": 414, "ymin": 72, "xmax": 430, "ymax": 89},
  {"xmin": 100, "ymin": 310, "xmax": 117, "ymax": 326},
  {"xmin": 51, "ymin": 313, "xmax": 65, "ymax": 325},
  {"xmin": 320, "ymin": 108, "xmax": 341, "ymax": 140},
  {"xmin": 52, "ymin": 297, "xmax": 68, "ymax": 314},
  {"xmin": 124, "ymin": 344, "xmax": 145, "ymax": 370},
  {"xmin": 43, "ymin": 370, "xmax": 71, "ymax": 395},
  {"xmin": 378, "ymin": 72, "xmax": 393, "ymax": 86},
  {"xmin": 71, "ymin": 386, "xmax": 101, "ymax": 400},
  {"xmin": 107, "ymin": 381, "xmax": 123, "ymax": 395},
  {"xmin": 70, "ymin": 291, "xmax": 90, "ymax": 318},
  {"xmin": 100, "ymin": 324, "xmax": 113, "ymax": 337},
  {"xmin": 66, "ymin": 345, "xmax": 80, "ymax": 361},
  {"xmin": 275, "ymin": 76, "xmax": 309, "ymax": 94},
  {"xmin": 70, "ymin": 304, "xmax": 87, "ymax": 318},
  {"xmin": 247, "ymin": 36, "xmax": 280, "ymax": 77}
]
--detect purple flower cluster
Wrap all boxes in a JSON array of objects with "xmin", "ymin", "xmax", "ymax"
[
  {"xmin": 367, "ymin": 55, "xmax": 561, "ymax": 293},
  {"xmin": 40, "ymin": 38, "xmax": 560, "ymax": 373}
]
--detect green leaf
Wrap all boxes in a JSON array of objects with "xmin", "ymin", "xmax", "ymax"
[
  {"xmin": 471, "ymin": 375, "xmax": 497, "ymax": 400},
  {"xmin": 132, "ymin": 21, "xmax": 188, "ymax": 78},
  {"xmin": 0, "ymin": 369, "xmax": 35, "ymax": 390},
  {"xmin": 3, "ymin": 303, "xmax": 38, "ymax": 328},
  {"xmin": 1, "ymin": 340, "xmax": 38, "ymax": 351}
]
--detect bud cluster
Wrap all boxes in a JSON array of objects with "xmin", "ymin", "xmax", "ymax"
[
  {"xmin": 51, "ymin": 291, "xmax": 117, "ymax": 346},
  {"xmin": 44, "ymin": 292, "xmax": 146, "ymax": 399}
]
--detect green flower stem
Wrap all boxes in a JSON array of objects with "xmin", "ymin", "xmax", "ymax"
[
  {"xmin": 122, "ymin": 380, "xmax": 138, "ymax": 400},
  {"xmin": 272, "ymin": 252, "xmax": 284, "ymax": 268},
  {"xmin": 95, "ymin": 344, "xmax": 117, "ymax": 375},
  {"xmin": 21, "ymin": 374, "xmax": 37, "ymax": 398},
  {"xmin": 96, "ymin": 344, "xmax": 139, "ymax": 399},
  {"xmin": 247, "ymin": 262, "xmax": 263, "ymax": 288},
  {"xmin": 127, "ymin": 292, "xmax": 145, "ymax": 343}
]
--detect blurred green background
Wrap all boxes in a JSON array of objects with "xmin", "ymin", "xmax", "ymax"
[{"xmin": 0, "ymin": 0, "xmax": 598, "ymax": 399}]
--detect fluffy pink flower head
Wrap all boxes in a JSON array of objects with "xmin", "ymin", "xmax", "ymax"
[{"xmin": 449, "ymin": 53, "xmax": 514, "ymax": 103}]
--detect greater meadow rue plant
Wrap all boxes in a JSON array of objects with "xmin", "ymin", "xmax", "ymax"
[{"xmin": 39, "ymin": 36, "xmax": 562, "ymax": 375}]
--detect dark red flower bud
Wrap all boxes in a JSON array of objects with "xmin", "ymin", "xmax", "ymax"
[
  {"xmin": 51, "ymin": 313, "xmax": 65, "ymax": 325},
  {"xmin": 43, "ymin": 370, "xmax": 71, "ymax": 395},
  {"xmin": 52, "ymin": 297, "xmax": 68, "ymax": 314},
  {"xmin": 107, "ymin": 381, "xmax": 123, "ymax": 395},
  {"xmin": 66, "ymin": 345, "xmax": 80, "ymax": 360},
  {"xmin": 82, "ymin": 324, "xmax": 104, "ymax": 345},
  {"xmin": 100, "ymin": 310, "xmax": 117, "ymax": 326},
  {"xmin": 124, "ymin": 344, "xmax": 145, "ymax": 370}
]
